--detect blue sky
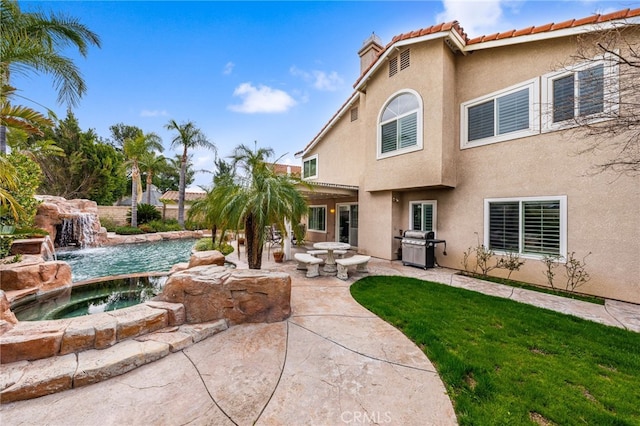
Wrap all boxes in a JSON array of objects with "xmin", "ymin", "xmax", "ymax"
[{"xmin": 14, "ymin": 0, "xmax": 637, "ymax": 189}]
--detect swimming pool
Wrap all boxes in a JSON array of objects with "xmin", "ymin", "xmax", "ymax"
[{"xmin": 57, "ymin": 238, "xmax": 197, "ymax": 282}]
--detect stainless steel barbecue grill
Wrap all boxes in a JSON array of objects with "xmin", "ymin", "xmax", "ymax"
[{"xmin": 401, "ymin": 230, "xmax": 447, "ymax": 269}]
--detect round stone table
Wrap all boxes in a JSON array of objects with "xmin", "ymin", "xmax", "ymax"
[{"xmin": 313, "ymin": 242, "xmax": 351, "ymax": 274}]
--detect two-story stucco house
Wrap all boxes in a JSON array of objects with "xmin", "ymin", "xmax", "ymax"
[{"xmin": 295, "ymin": 9, "xmax": 640, "ymax": 304}]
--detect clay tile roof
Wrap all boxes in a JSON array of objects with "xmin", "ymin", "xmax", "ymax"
[
  {"xmin": 531, "ymin": 23, "xmax": 554, "ymax": 34},
  {"xmin": 497, "ymin": 29, "xmax": 516, "ymax": 39},
  {"xmin": 159, "ymin": 191, "xmax": 206, "ymax": 203},
  {"xmin": 271, "ymin": 163, "xmax": 301, "ymax": 176},
  {"xmin": 513, "ymin": 26, "xmax": 535, "ymax": 37},
  {"xmin": 467, "ymin": 7, "xmax": 639, "ymax": 45},
  {"xmin": 551, "ymin": 18, "xmax": 576, "ymax": 31}
]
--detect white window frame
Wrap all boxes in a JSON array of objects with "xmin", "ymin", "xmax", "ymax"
[
  {"xmin": 541, "ymin": 53, "xmax": 619, "ymax": 132},
  {"xmin": 409, "ymin": 200, "xmax": 437, "ymax": 235},
  {"xmin": 484, "ymin": 195, "xmax": 567, "ymax": 259},
  {"xmin": 307, "ymin": 205, "xmax": 327, "ymax": 233},
  {"xmin": 461, "ymin": 78, "xmax": 540, "ymax": 149},
  {"xmin": 302, "ymin": 154, "xmax": 318, "ymax": 180},
  {"xmin": 377, "ymin": 89, "xmax": 423, "ymax": 159}
]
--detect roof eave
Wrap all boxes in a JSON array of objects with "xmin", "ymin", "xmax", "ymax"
[{"xmin": 465, "ymin": 17, "xmax": 640, "ymax": 51}]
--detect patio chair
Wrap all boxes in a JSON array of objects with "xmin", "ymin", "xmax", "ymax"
[{"xmin": 265, "ymin": 225, "xmax": 283, "ymax": 259}]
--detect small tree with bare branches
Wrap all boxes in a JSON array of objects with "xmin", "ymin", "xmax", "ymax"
[{"xmin": 564, "ymin": 22, "xmax": 640, "ymax": 176}]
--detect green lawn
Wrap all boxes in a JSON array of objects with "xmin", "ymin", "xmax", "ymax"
[{"xmin": 350, "ymin": 276, "xmax": 640, "ymax": 426}]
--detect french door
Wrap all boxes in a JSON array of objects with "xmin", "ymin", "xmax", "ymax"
[{"xmin": 337, "ymin": 204, "xmax": 358, "ymax": 246}]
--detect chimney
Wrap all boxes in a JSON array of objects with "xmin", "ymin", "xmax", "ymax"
[{"xmin": 358, "ymin": 33, "xmax": 383, "ymax": 74}]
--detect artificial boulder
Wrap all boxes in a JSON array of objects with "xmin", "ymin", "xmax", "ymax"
[
  {"xmin": 187, "ymin": 250, "xmax": 225, "ymax": 268},
  {"xmin": 0, "ymin": 255, "xmax": 72, "ymax": 292},
  {"xmin": 34, "ymin": 195, "xmax": 106, "ymax": 248},
  {"xmin": 160, "ymin": 265, "xmax": 291, "ymax": 325},
  {"xmin": 1, "ymin": 290, "xmax": 18, "ymax": 333}
]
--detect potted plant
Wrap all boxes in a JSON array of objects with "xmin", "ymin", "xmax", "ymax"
[{"xmin": 273, "ymin": 249, "xmax": 285, "ymax": 263}]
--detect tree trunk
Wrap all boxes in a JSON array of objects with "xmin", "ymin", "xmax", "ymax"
[
  {"xmin": 211, "ymin": 224, "xmax": 217, "ymax": 247},
  {"xmin": 178, "ymin": 150, "xmax": 187, "ymax": 228},
  {"xmin": 146, "ymin": 173, "xmax": 153, "ymax": 205},
  {"xmin": 245, "ymin": 214, "xmax": 263, "ymax": 269},
  {"xmin": 130, "ymin": 167, "xmax": 139, "ymax": 228},
  {"xmin": 0, "ymin": 125, "xmax": 6, "ymax": 155}
]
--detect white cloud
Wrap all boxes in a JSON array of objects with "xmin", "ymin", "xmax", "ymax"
[
  {"xmin": 290, "ymin": 66, "xmax": 344, "ymax": 91},
  {"xmin": 223, "ymin": 62, "xmax": 235, "ymax": 75},
  {"xmin": 140, "ymin": 109, "xmax": 169, "ymax": 117},
  {"xmin": 436, "ymin": 0, "xmax": 505, "ymax": 38},
  {"xmin": 228, "ymin": 82, "xmax": 297, "ymax": 114}
]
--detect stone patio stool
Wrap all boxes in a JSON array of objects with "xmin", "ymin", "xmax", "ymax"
[
  {"xmin": 294, "ymin": 253, "xmax": 324, "ymax": 278},
  {"xmin": 307, "ymin": 249, "xmax": 328, "ymax": 257},
  {"xmin": 335, "ymin": 255, "xmax": 371, "ymax": 280}
]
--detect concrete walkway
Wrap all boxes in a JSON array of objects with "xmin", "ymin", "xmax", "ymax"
[{"xmin": 1, "ymin": 248, "xmax": 639, "ymax": 425}]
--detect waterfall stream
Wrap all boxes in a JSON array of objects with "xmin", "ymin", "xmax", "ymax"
[{"xmin": 57, "ymin": 213, "xmax": 99, "ymax": 248}]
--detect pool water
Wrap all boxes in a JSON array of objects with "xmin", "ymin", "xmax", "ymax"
[
  {"xmin": 14, "ymin": 275, "xmax": 167, "ymax": 321},
  {"xmin": 57, "ymin": 238, "xmax": 197, "ymax": 282}
]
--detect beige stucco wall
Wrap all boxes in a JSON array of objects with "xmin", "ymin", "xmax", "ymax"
[
  {"xmin": 362, "ymin": 41, "xmax": 458, "ymax": 191},
  {"xmin": 300, "ymin": 31, "xmax": 640, "ymax": 304},
  {"xmin": 303, "ymin": 98, "xmax": 364, "ymax": 186}
]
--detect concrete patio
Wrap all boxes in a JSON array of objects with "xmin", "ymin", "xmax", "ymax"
[{"xmin": 1, "ymin": 245, "xmax": 638, "ymax": 425}]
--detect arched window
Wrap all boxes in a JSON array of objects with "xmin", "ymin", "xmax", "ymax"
[{"xmin": 378, "ymin": 90, "xmax": 422, "ymax": 158}]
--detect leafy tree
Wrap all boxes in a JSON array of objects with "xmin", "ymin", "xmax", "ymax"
[
  {"xmin": 35, "ymin": 111, "xmax": 127, "ymax": 204},
  {"xmin": 0, "ymin": 152, "xmax": 42, "ymax": 228},
  {"xmin": 0, "ymin": 155, "xmax": 22, "ymax": 222},
  {"xmin": 205, "ymin": 143, "xmax": 308, "ymax": 269},
  {"xmin": 0, "ymin": 0, "xmax": 101, "ymax": 152},
  {"xmin": 108, "ymin": 123, "xmax": 142, "ymax": 149},
  {"xmin": 154, "ymin": 154, "xmax": 195, "ymax": 193},
  {"xmin": 165, "ymin": 120, "xmax": 215, "ymax": 227},
  {"xmin": 123, "ymin": 131, "xmax": 162, "ymax": 227}
]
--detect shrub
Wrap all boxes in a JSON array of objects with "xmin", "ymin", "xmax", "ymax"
[
  {"xmin": 99, "ymin": 217, "xmax": 118, "ymax": 232},
  {"xmin": 127, "ymin": 203, "xmax": 161, "ymax": 225},
  {"xmin": 147, "ymin": 220, "xmax": 182, "ymax": 232},
  {"xmin": 0, "ymin": 236, "xmax": 15, "ymax": 259},
  {"xmin": 139, "ymin": 224, "xmax": 155, "ymax": 233},
  {"xmin": 14, "ymin": 227, "xmax": 49, "ymax": 237},
  {"xmin": 193, "ymin": 238, "xmax": 234, "ymax": 255},
  {"xmin": 496, "ymin": 252, "xmax": 525, "ymax": 280},
  {"xmin": 115, "ymin": 226, "xmax": 144, "ymax": 235}
]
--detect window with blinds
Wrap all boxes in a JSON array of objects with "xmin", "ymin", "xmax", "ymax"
[
  {"xmin": 486, "ymin": 197, "xmax": 565, "ymax": 257},
  {"xmin": 543, "ymin": 56, "xmax": 616, "ymax": 132},
  {"xmin": 462, "ymin": 79, "xmax": 538, "ymax": 148},
  {"xmin": 379, "ymin": 91, "xmax": 421, "ymax": 157},
  {"xmin": 308, "ymin": 206, "xmax": 326, "ymax": 232},
  {"xmin": 411, "ymin": 202, "xmax": 435, "ymax": 232}
]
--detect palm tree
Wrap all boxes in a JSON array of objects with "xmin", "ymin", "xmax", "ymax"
[
  {"xmin": 188, "ymin": 158, "xmax": 234, "ymax": 247},
  {"xmin": 0, "ymin": 0, "xmax": 101, "ymax": 153},
  {"xmin": 138, "ymin": 151, "xmax": 168, "ymax": 205},
  {"xmin": 123, "ymin": 132, "xmax": 162, "ymax": 228},
  {"xmin": 1, "ymin": 84, "xmax": 55, "ymax": 145},
  {"xmin": 165, "ymin": 120, "xmax": 215, "ymax": 228},
  {"xmin": 209, "ymin": 143, "xmax": 308, "ymax": 269}
]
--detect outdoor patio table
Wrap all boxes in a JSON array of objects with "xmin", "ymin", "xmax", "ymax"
[{"xmin": 312, "ymin": 242, "xmax": 351, "ymax": 274}]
